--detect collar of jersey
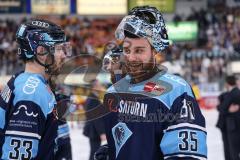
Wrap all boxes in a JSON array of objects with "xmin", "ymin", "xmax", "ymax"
[
  {"xmin": 126, "ymin": 68, "xmax": 166, "ymax": 87},
  {"xmin": 23, "ymin": 71, "xmax": 47, "ymax": 84}
]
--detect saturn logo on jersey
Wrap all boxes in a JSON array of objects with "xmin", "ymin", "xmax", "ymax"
[
  {"xmin": 118, "ymin": 100, "xmax": 148, "ymax": 118},
  {"xmin": 13, "ymin": 105, "xmax": 38, "ymax": 117}
]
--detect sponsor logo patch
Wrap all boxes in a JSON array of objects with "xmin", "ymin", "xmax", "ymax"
[
  {"xmin": 32, "ymin": 21, "xmax": 49, "ymax": 28},
  {"xmin": 13, "ymin": 105, "xmax": 38, "ymax": 117},
  {"xmin": 144, "ymin": 82, "xmax": 166, "ymax": 95}
]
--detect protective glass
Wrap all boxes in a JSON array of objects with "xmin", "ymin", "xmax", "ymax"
[{"xmin": 54, "ymin": 42, "xmax": 72, "ymax": 57}]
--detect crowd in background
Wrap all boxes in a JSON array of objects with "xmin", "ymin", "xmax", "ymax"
[{"xmin": 1, "ymin": 6, "xmax": 240, "ymax": 85}]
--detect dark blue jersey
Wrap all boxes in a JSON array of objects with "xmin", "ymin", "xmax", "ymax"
[
  {"xmin": 103, "ymin": 72, "xmax": 207, "ymax": 160},
  {"xmin": 55, "ymin": 121, "xmax": 72, "ymax": 160},
  {"xmin": 0, "ymin": 72, "xmax": 58, "ymax": 160}
]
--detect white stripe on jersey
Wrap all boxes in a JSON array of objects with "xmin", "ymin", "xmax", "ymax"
[
  {"xmin": 5, "ymin": 130, "xmax": 41, "ymax": 139},
  {"xmin": 165, "ymin": 154, "xmax": 207, "ymax": 160},
  {"xmin": 164, "ymin": 123, "xmax": 206, "ymax": 133},
  {"xmin": 57, "ymin": 132, "xmax": 69, "ymax": 139},
  {"xmin": 58, "ymin": 123, "xmax": 68, "ymax": 129}
]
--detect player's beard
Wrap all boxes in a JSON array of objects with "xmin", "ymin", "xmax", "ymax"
[
  {"xmin": 46, "ymin": 56, "xmax": 63, "ymax": 76},
  {"xmin": 49, "ymin": 62, "xmax": 63, "ymax": 76},
  {"xmin": 125, "ymin": 54, "xmax": 158, "ymax": 84}
]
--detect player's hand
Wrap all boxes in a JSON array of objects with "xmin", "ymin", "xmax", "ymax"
[
  {"xmin": 229, "ymin": 104, "xmax": 240, "ymax": 113},
  {"xmin": 100, "ymin": 134, "xmax": 107, "ymax": 146},
  {"xmin": 94, "ymin": 144, "xmax": 109, "ymax": 160}
]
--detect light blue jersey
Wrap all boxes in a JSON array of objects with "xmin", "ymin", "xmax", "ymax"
[{"xmin": 0, "ymin": 72, "xmax": 57, "ymax": 160}]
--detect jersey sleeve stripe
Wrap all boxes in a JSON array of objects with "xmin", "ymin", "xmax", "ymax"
[
  {"xmin": 57, "ymin": 132, "xmax": 70, "ymax": 139},
  {"xmin": 164, "ymin": 123, "xmax": 206, "ymax": 133},
  {"xmin": 165, "ymin": 154, "xmax": 207, "ymax": 160},
  {"xmin": 0, "ymin": 107, "xmax": 5, "ymax": 129},
  {"xmin": 160, "ymin": 129, "xmax": 207, "ymax": 157},
  {"xmin": 58, "ymin": 123, "xmax": 68, "ymax": 129},
  {"xmin": 5, "ymin": 130, "xmax": 41, "ymax": 139},
  {"xmin": 166, "ymin": 126, "xmax": 207, "ymax": 134},
  {"xmin": 58, "ymin": 124, "xmax": 70, "ymax": 135}
]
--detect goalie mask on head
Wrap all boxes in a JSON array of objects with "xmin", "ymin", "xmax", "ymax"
[{"xmin": 115, "ymin": 6, "xmax": 169, "ymax": 52}]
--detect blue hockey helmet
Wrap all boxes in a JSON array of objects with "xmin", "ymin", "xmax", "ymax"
[
  {"xmin": 102, "ymin": 47, "xmax": 123, "ymax": 72},
  {"xmin": 16, "ymin": 19, "xmax": 71, "ymax": 62}
]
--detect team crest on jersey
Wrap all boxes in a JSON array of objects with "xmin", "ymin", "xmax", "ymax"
[
  {"xmin": 144, "ymin": 81, "xmax": 166, "ymax": 96},
  {"xmin": 115, "ymin": 126, "xmax": 125, "ymax": 146},
  {"xmin": 112, "ymin": 122, "xmax": 132, "ymax": 158}
]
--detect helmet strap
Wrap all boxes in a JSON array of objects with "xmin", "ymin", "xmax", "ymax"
[{"xmin": 34, "ymin": 50, "xmax": 55, "ymax": 75}]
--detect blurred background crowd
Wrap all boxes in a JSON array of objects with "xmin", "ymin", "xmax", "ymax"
[
  {"xmin": 1, "ymin": 6, "xmax": 240, "ymax": 87},
  {"xmin": 2, "ymin": 0, "xmax": 240, "ymax": 159}
]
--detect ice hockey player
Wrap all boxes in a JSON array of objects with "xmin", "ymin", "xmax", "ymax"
[
  {"xmin": 102, "ymin": 46, "xmax": 126, "ymax": 84},
  {"xmin": 0, "ymin": 19, "xmax": 71, "ymax": 159},
  {"xmin": 95, "ymin": 6, "xmax": 207, "ymax": 160}
]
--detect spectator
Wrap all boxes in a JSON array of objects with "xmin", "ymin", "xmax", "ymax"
[
  {"xmin": 1, "ymin": 8, "xmax": 240, "ymax": 85},
  {"xmin": 217, "ymin": 75, "xmax": 240, "ymax": 160},
  {"xmin": 216, "ymin": 92, "xmax": 231, "ymax": 160}
]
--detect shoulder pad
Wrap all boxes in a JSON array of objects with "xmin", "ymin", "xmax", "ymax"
[
  {"xmin": 155, "ymin": 73, "xmax": 194, "ymax": 109},
  {"xmin": 13, "ymin": 73, "xmax": 56, "ymax": 117}
]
